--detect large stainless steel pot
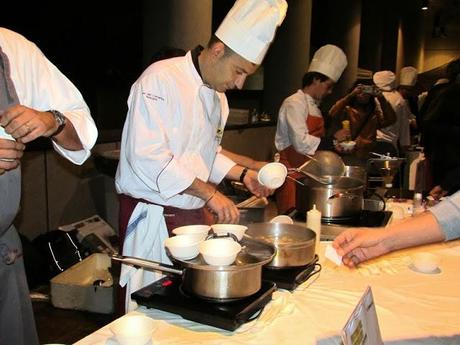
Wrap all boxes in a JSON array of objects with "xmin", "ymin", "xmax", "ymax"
[
  {"xmin": 246, "ymin": 223, "xmax": 316, "ymax": 268},
  {"xmin": 296, "ymin": 176, "xmax": 364, "ymax": 219},
  {"xmin": 112, "ymin": 236, "xmax": 275, "ymax": 301}
]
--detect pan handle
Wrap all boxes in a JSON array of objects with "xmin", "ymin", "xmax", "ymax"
[
  {"xmin": 328, "ymin": 192, "xmax": 358, "ymax": 201},
  {"xmin": 111, "ymin": 254, "xmax": 183, "ymax": 275}
]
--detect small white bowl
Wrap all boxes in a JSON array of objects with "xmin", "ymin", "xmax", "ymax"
[
  {"xmin": 211, "ymin": 224, "xmax": 248, "ymax": 241},
  {"xmin": 110, "ymin": 314, "xmax": 156, "ymax": 345},
  {"xmin": 258, "ymin": 162, "xmax": 288, "ymax": 189},
  {"xmin": 164, "ymin": 235, "xmax": 201, "ymax": 260},
  {"xmin": 269, "ymin": 215, "xmax": 294, "ymax": 224},
  {"xmin": 411, "ymin": 252, "xmax": 440, "ymax": 273},
  {"xmin": 339, "ymin": 141, "xmax": 356, "ymax": 151},
  {"xmin": 172, "ymin": 225, "xmax": 210, "ymax": 242},
  {"xmin": 199, "ymin": 238, "xmax": 242, "ymax": 266}
]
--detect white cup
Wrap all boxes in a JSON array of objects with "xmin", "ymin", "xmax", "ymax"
[
  {"xmin": 258, "ymin": 162, "xmax": 287, "ymax": 189},
  {"xmin": 411, "ymin": 252, "xmax": 440, "ymax": 273},
  {"xmin": 0, "ymin": 126, "xmax": 16, "ymax": 162},
  {"xmin": 0, "ymin": 126, "xmax": 14, "ymax": 141}
]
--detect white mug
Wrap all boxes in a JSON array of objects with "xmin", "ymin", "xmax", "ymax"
[{"xmin": 0, "ymin": 126, "xmax": 16, "ymax": 162}]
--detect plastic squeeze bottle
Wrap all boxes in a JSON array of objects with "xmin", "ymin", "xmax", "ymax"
[
  {"xmin": 307, "ymin": 204, "xmax": 322, "ymax": 253},
  {"xmin": 341, "ymin": 120, "xmax": 351, "ymax": 142}
]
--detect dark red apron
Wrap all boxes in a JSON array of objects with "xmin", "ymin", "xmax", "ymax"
[{"xmin": 275, "ymin": 115, "xmax": 325, "ymax": 214}]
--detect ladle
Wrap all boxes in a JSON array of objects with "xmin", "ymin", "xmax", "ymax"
[{"xmin": 288, "ymin": 168, "xmax": 337, "ymax": 185}]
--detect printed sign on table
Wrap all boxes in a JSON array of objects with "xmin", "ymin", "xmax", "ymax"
[{"xmin": 341, "ymin": 286, "xmax": 383, "ymax": 345}]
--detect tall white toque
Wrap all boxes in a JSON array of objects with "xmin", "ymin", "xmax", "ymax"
[
  {"xmin": 373, "ymin": 70, "xmax": 396, "ymax": 91},
  {"xmin": 399, "ymin": 66, "xmax": 418, "ymax": 86},
  {"xmin": 215, "ymin": 0, "xmax": 288, "ymax": 65},
  {"xmin": 308, "ymin": 44, "xmax": 348, "ymax": 82}
]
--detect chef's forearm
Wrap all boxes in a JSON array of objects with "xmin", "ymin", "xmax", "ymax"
[
  {"xmin": 183, "ymin": 178, "xmax": 217, "ymax": 201},
  {"xmin": 225, "ymin": 165, "xmax": 247, "ymax": 181}
]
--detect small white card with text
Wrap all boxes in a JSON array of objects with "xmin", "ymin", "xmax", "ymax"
[{"xmin": 341, "ymin": 286, "xmax": 383, "ymax": 345}]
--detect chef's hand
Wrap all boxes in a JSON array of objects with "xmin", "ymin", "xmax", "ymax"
[
  {"xmin": 0, "ymin": 105, "xmax": 59, "ymax": 144},
  {"xmin": 429, "ymin": 185, "xmax": 448, "ymax": 200},
  {"xmin": 0, "ymin": 139, "xmax": 25, "ymax": 175},
  {"xmin": 334, "ymin": 128, "xmax": 351, "ymax": 142},
  {"xmin": 206, "ymin": 191, "xmax": 240, "ymax": 224},
  {"xmin": 243, "ymin": 169, "xmax": 274, "ymax": 197},
  {"xmin": 332, "ymin": 228, "xmax": 390, "ymax": 267}
]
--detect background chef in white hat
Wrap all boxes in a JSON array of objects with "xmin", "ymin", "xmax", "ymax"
[
  {"xmin": 397, "ymin": 66, "xmax": 419, "ymax": 130},
  {"xmin": 274, "ymin": 44, "xmax": 348, "ymax": 214},
  {"xmin": 373, "ymin": 70, "xmax": 411, "ymax": 157},
  {"xmin": 115, "ymin": 0, "xmax": 287, "ymax": 313}
]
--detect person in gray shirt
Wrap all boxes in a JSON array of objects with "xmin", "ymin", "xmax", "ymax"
[{"xmin": 333, "ymin": 191, "xmax": 460, "ymax": 267}]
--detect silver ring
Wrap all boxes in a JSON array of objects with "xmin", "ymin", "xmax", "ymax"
[{"xmin": 23, "ymin": 124, "xmax": 30, "ymax": 134}]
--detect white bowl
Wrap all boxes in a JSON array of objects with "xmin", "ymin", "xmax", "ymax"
[
  {"xmin": 339, "ymin": 141, "xmax": 356, "ymax": 151},
  {"xmin": 211, "ymin": 224, "xmax": 248, "ymax": 241},
  {"xmin": 110, "ymin": 315, "xmax": 156, "ymax": 345},
  {"xmin": 411, "ymin": 252, "xmax": 440, "ymax": 273},
  {"xmin": 269, "ymin": 215, "xmax": 294, "ymax": 224},
  {"xmin": 172, "ymin": 225, "xmax": 210, "ymax": 242},
  {"xmin": 258, "ymin": 162, "xmax": 288, "ymax": 189},
  {"xmin": 164, "ymin": 235, "xmax": 201, "ymax": 260},
  {"xmin": 199, "ymin": 239, "xmax": 242, "ymax": 266}
]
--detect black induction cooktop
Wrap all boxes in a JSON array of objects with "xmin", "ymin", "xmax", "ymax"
[
  {"xmin": 131, "ymin": 276, "xmax": 276, "ymax": 331},
  {"xmin": 262, "ymin": 255, "xmax": 321, "ymax": 290}
]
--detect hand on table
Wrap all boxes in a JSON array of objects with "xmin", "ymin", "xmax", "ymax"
[
  {"xmin": 242, "ymin": 169, "xmax": 274, "ymax": 197},
  {"xmin": 0, "ymin": 139, "xmax": 25, "ymax": 175},
  {"xmin": 206, "ymin": 191, "xmax": 240, "ymax": 224},
  {"xmin": 0, "ymin": 105, "xmax": 58, "ymax": 144},
  {"xmin": 429, "ymin": 185, "xmax": 448, "ymax": 200},
  {"xmin": 332, "ymin": 228, "xmax": 390, "ymax": 267}
]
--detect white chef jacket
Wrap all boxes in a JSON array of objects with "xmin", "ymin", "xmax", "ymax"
[
  {"xmin": 115, "ymin": 51, "xmax": 236, "ymax": 209},
  {"xmin": 275, "ymin": 90, "xmax": 322, "ymax": 155},
  {"xmin": 376, "ymin": 90, "xmax": 411, "ymax": 148},
  {"xmin": 0, "ymin": 28, "xmax": 97, "ymax": 165}
]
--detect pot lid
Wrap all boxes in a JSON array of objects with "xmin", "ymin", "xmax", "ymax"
[{"xmin": 172, "ymin": 236, "xmax": 275, "ymax": 271}]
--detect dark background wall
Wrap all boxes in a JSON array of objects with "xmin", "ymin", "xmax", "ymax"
[{"xmin": 1, "ymin": 1, "xmax": 143, "ymax": 132}]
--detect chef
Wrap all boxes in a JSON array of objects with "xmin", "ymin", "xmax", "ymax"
[
  {"xmin": 374, "ymin": 70, "xmax": 411, "ymax": 156},
  {"xmin": 397, "ymin": 66, "xmax": 419, "ymax": 129},
  {"xmin": 0, "ymin": 28, "xmax": 97, "ymax": 345},
  {"xmin": 274, "ymin": 44, "xmax": 348, "ymax": 214},
  {"xmin": 115, "ymin": 0, "xmax": 288, "ymax": 312}
]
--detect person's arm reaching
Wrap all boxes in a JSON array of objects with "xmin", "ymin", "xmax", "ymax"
[{"xmin": 333, "ymin": 211, "xmax": 445, "ymax": 267}]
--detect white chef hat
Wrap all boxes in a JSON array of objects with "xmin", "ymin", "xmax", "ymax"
[
  {"xmin": 373, "ymin": 71, "xmax": 396, "ymax": 91},
  {"xmin": 399, "ymin": 66, "xmax": 418, "ymax": 86},
  {"xmin": 215, "ymin": 0, "xmax": 288, "ymax": 65},
  {"xmin": 308, "ymin": 45, "xmax": 347, "ymax": 82}
]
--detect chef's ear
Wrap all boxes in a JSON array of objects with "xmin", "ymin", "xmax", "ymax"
[{"xmin": 210, "ymin": 42, "xmax": 226, "ymax": 59}]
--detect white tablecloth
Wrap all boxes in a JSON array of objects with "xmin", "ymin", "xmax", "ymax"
[{"xmin": 75, "ymin": 240, "xmax": 460, "ymax": 345}]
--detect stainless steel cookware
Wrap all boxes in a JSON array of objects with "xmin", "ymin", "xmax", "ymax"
[
  {"xmin": 295, "ymin": 176, "xmax": 364, "ymax": 219},
  {"xmin": 245, "ymin": 223, "xmax": 316, "ymax": 268},
  {"xmin": 112, "ymin": 236, "xmax": 275, "ymax": 301}
]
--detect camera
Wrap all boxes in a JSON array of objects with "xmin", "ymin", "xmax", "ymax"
[{"xmin": 361, "ymin": 85, "xmax": 377, "ymax": 95}]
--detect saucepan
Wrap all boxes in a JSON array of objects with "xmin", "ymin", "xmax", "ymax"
[
  {"xmin": 112, "ymin": 236, "xmax": 275, "ymax": 301},
  {"xmin": 245, "ymin": 223, "xmax": 316, "ymax": 268},
  {"xmin": 296, "ymin": 176, "xmax": 365, "ymax": 219}
]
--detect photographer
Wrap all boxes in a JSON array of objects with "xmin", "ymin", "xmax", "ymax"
[{"xmin": 328, "ymin": 80, "xmax": 397, "ymax": 165}]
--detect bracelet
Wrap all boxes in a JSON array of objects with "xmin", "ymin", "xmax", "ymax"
[
  {"xmin": 239, "ymin": 167, "xmax": 248, "ymax": 183},
  {"xmin": 205, "ymin": 189, "xmax": 217, "ymax": 204}
]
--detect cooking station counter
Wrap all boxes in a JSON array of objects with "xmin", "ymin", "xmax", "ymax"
[{"xmin": 75, "ymin": 240, "xmax": 460, "ymax": 345}]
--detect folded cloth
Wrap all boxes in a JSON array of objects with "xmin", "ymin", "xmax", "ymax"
[{"xmin": 119, "ymin": 202, "xmax": 171, "ymax": 312}]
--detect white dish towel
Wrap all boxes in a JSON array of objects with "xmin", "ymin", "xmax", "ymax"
[{"xmin": 119, "ymin": 202, "xmax": 171, "ymax": 312}]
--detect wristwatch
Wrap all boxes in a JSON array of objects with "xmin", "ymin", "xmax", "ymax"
[{"xmin": 48, "ymin": 110, "xmax": 67, "ymax": 137}]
